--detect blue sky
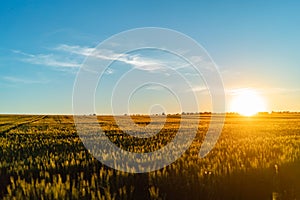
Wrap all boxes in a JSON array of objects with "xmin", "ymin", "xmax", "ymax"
[{"xmin": 1, "ymin": 1, "xmax": 300, "ymax": 114}]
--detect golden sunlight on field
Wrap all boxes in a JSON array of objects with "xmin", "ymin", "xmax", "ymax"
[
  {"xmin": 0, "ymin": 113, "xmax": 300, "ymax": 199},
  {"xmin": 230, "ymin": 89, "xmax": 267, "ymax": 116}
]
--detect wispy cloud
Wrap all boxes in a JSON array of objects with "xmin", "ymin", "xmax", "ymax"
[
  {"xmin": 2, "ymin": 76, "xmax": 47, "ymax": 84},
  {"xmin": 23, "ymin": 54, "xmax": 81, "ymax": 68},
  {"xmin": 190, "ymin": 86, "xmax": 208, "ymax": 92},
  {"xmin": 54, "ymin": 44, "xmax": 94, "ymax": 57},
  {"xmin": 55, "ymin": 44, "xmax": 165, "ymax": 71},
  {"xmin": 226, "ymin": 88, "xmax": 253, "ymax": 95},
  {"xmin": 261, "ymin": 87, "xmax": 300, "ymax": 94},
  {"xmin": 182, "ymin": 85, "xmax": 208, "ymax": 93},
  {"xmin": 14, "ymin": 44, "xmax": 168, "ymax": 72},
  {"xmin": 226, "ymin": 87, "xmax": 300, "ymax": 95},
  {"xmin": 13, "ymin": 50, "xmax": 81, "ymax": 70}
]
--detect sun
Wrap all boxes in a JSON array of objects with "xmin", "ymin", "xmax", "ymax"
[{"xmin": 230, "ymin": 89, "xmax": 266, "ymax": 116}]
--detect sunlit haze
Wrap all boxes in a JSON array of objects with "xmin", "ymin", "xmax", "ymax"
[{"xmin": 230, "ymin": 89, "xmax": 267, "ymax": 116}]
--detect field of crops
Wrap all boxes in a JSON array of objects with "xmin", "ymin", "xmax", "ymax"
[{"xmin": 0, "ymin": 113, "xmax": 300, "ymax": 199}]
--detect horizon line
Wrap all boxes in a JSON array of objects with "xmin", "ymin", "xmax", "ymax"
[{"xmin": 1, "ymin": 110, "xmax": 300, "ymax": 116}]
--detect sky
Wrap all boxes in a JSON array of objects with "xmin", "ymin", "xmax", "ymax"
[{"xmin": 0, "ymin": 1, "xmax": 300, "ymax": 114}]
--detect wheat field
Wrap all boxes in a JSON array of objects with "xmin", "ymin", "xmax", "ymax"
[{"xmin": 0, "ymin": 113, "xmax": 299, "ymax": 199}]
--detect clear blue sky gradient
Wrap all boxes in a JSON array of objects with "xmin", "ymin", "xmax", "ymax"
[{"xmin": 1, "ymin": 1, "xmax": 299, "ymax": 114}]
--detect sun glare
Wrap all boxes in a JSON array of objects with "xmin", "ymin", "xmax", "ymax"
[{"xmin": 230, "ymin": 89, "xmax": 266, "ymax": 116}]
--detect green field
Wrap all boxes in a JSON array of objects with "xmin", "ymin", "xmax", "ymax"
[{"xmin": 0, "ymin": 114, "xmax": 300, "ymax": 199}]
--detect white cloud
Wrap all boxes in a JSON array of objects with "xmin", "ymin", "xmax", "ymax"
[
  {"xmin": 54, "ymin": 44, "xmax": 95, "ymax": 57},
  {"xmin": 55, "ymin": 44, "xmax": 165, "ymax": 71},
  {"xmin": 225, "ymin": 88, "xmax": 253, "ymax": 95},
  {"xmin": 2, "ymin": 76, "xmax": 47, "ymax": 84},
  {"xmin": 23, "ymin": 54, "xmax": 81, "ymax": 68},
  {"xmin": 190, "ymin": 86, "xmax": 207, "ymax": 92},
  {"xmin": 13, "ymin": 50, "xmax": 81, "ymax": 69},
  {"xmin": 183, "ymin": 86, "xmax": 208, "ymax": 93},
  {"xmin": 261, "ymin": 87, "xmax": 300, "ymax": 94},
  {"xmin": 13, "ymin": 44, "xmax": 186, "ymax": 73},
  {"xmin": 226, "ymin": 87, "xmax": 300, "ymax": 95},
  {"xmin": 104, "ymin": 68, "xmax": 114, "ymax": 75}
]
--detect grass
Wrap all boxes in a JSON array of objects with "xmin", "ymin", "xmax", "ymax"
[{"xmin": 0, "ymin": 113, "xmax": 299, "ymax": 199}]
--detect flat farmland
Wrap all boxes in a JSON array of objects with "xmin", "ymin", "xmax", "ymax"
[{"xmin": 0, "ymin": 114, "xmax": 300, "ymax": 199}]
